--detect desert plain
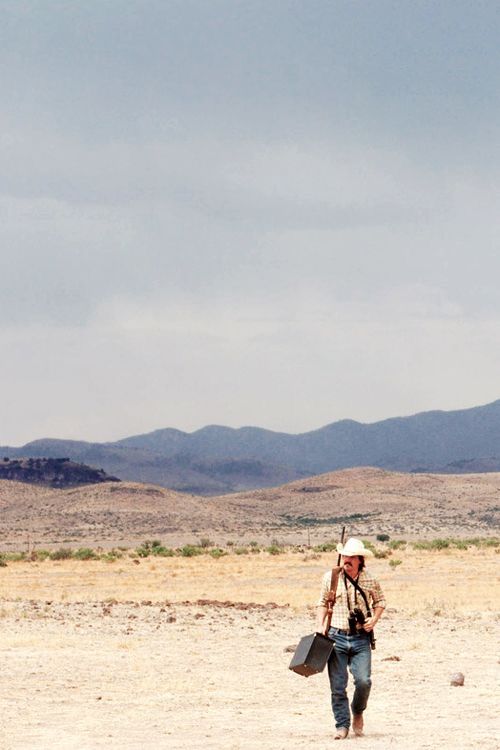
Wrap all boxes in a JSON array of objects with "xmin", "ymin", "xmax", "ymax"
[{"xmin": 1, "ymin": 468, "xmax": 499, "ymax": 749}]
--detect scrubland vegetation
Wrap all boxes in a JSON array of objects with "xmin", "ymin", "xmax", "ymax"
[{"xmin": 0, "ymin": 534, "xmax": 497, "ymax": 568}]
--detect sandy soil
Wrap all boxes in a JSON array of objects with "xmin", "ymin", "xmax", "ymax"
[{"xmin": 1, "ymin": 549, "xmax": 499, "ymax": 749}]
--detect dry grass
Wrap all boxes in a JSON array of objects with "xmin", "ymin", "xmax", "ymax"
[
  {"xmin": 1, "ymin": 547, "xmax": 497, "ymax": 615},
  {"xmin": 1, "ymin": 545, "xmax": 499, "ymax": 749}
]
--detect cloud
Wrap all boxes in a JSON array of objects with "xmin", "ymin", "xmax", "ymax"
[
  {"xmin": 0, "ymin": 2, "xmax": 499, "ymax": 443},
  {"xmin": 2, "ymin": 290, "xmax": 499, "ymax": 445}
]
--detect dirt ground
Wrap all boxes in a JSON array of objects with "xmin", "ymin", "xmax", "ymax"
[{"xmin": 1, "ymin": 549, "xmax": 499, "ymax": 749}]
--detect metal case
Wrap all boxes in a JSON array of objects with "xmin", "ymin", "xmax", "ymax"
[{"xmin": 288, "ymin": 633, "xmax": 334, "ymax": 677}]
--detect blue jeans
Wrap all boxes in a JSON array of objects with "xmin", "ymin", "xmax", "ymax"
[{"xmin": 327, "ymin": 627, "xmax": 372, "ymax": 730}]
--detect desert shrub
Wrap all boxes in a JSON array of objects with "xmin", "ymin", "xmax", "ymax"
[
  {"xmin": 373, "ymin": 548, "xmax": 391, "ymax": 559},
  {"xmin": 389, "ymin": 539, "xmax": 407, "ymax": 550},
  {"xmin": 312, "ymin": 541, "xmax": 337, "ymax": 553},
  {"xmin": 49, "ymin": 547, "xmax": 73, "ymax": 561},
  {"xmin": 459, "ymin": 537, "xmax": 498, "ymax": 548},
  {"xmin": 136, "ymin": 540, "xmax": 165, "ymax": 556},
  {"xmin": 151, "ymin": 546, "xmax": 175, "ymax": 557},
  {"xmin": 429, "ymin": 538, "xmax": 450, "ymax": 550},
  {"xmin": 100, "ymin": 552, "xmax": 119, "ymax": 562},
  {"xmin": 136, "ymin": 540, "xmax": 170, "ymax": 557},
  {"xmin": 413, "ymin": 540, "xmax": 432, "ymax": 550},
  {"xmin": 481, "ymin": 537, "xmax": 500, "ymax": 547},
  {"xmin": 31, "ymin": 549, "xmax": 51, "ymax": 561},
  {"xmin": 73, "ymin": 547, "xmax": 98, "ymax": 561},
  {"xmin": 0, "ymin": 555, "xmax": 7, "ymax": 567},
  {"xmin": 413, "ymin": 539, "xmax": 450, "ymax": 551},
  {"xmin": 266, "ymin": 544, "xmax": 284, "ymax": 555},
  {"xmin": 5, "ymin": 552, "xmax": 26, "ymax": 562},
  {"xmin": 389, "ymin": 558, "xmax": 402, "ymax": 568},
  {"xmin": 179, "ymin": 544, "xmax": 202, "ymax": 557},
  {"xmin": 198, "ymin": 537, "xmax": 213, "ymax": 548},
  {"xmin": 234, "ymin": 547, "xmax": 249, "ymax": 555},
  {"xmin": 249, "ymin": 541, "xmax": 259, "ymax": 547},
  {"xmin": 209, "ymin": 548, "xmax": 226, "ymax": 559},
  {"xmin": 362, "ymin": 540, "xmax": 376, "ymax": 552},
  {"xmin": 376, "ymin": 533, "xmax": 390, "ymax": 542}
]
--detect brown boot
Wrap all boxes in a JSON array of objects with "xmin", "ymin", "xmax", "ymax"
[{"xmin": 352, "ymin": 713, "xmax": 364, "ymax": 736}]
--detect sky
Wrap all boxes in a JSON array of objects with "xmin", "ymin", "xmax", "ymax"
[{"xmin": 1, "ymin": 0, "xmax": 500, "ymax": 445}]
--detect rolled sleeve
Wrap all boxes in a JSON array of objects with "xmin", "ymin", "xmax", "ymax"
[
  {"xmin": 369, "ymin": 578, "xmax": 386, "ymax": 610},
  {"xmin": 316, "ymin": 571, "xmax": 331, "ymax": 607}
]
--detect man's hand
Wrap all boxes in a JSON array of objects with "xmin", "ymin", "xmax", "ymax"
[
  {"xmin": 361, "ymin": 616, "xmax": 375, "ymax": 632},
  {"xmin": 363, "ymin": 606, "xmax": 384, "ymax": 632}
]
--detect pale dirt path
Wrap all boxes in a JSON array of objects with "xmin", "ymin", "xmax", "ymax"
[{"xmin": 0, "ymin": 601, "xmax": 498, "ymax": 750}]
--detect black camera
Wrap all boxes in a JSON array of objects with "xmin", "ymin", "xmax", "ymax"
[{"xmin": 348, "ymin": 607, "xmax": 366, "ymax": 635}]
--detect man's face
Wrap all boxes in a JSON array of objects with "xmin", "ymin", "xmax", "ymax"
[{"xmin": 342, "ymin": 555, "xmax": 360, "ymax": 577}]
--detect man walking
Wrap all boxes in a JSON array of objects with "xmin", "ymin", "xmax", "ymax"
[{"xmin": 316, "ymin": 538, "xmax": 386, "ymax": 739}]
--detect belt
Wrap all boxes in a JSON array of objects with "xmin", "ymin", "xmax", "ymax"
[{"xmin": 331, "ymin": 627, "xmax": 368, "ymax": 638}]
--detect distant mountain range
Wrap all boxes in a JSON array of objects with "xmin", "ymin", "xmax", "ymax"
[{"xmin": 2, "ymin": 399, "xmax": 500, "ymax": 495}]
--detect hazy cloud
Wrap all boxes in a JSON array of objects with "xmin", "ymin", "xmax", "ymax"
[{"xmin": 1, "ymin": 1, "xmax": 499, "ymax": 443}]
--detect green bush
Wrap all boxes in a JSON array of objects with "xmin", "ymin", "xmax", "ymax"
[
  {"xmin": 312, "ymin": 541, "xmax": 337, "ymax": 553},
  {"xmin": 389, "ymin": 558, "xmax": 402, "ymax": 568},
  {"xmin": 32, "ymin": 549, "xmax": 51, "ymax": 561},
  {"xmin": 482, "ymin": 537, "xmax": 500, "ymax": 547},
  {"xmin": 389, "ymin": 540, "xmax": 407, "ymax": 550},
  {"xmin": 374, "ymin": 548, "xmax": 391, "ymax": 559},
  {"xmin": 100, "ymin": 552, "xmax": 119, "ymax": 562},
  {"xmin": 5, "ymin": 552, "xmax": 26, "ymax": 562},
  {"xmin": 209, "ymin": 548, "xmax": 227, "ymax": 559},
  {"xmin": 151, "ymin": 546, "xmax": 175, "ymax": 557},
  {"xmin": 266, "ymin": 544, "xmax": 284, "ymax": 555},
  {"xmin": 73, "ymin": 547, "xmax": 98, "ymax": 561},
  {"xmin": 49, "ymin": 547, "xmax": 73, "ymax": 561},
  {"xmin": 376, "ymin": 533, "xmax": 390, "ymax": 542},
  {"xmin": 136, "ymin": 540, "xmax": 166, "ymax": 557},
  {"xmin": 179, "ymin": 545, "xmax": 203, "ymax": 557},
  {"xmin": 432, "ymin": 538, "xmax": 450, "ymax": 550},
  {"xmin": 234, "ymin": 547, "xmax": 249, "ymax": 555},
  {"xmin": 413, "ymin": 538, "xmax": 450, "ymax": 551}
]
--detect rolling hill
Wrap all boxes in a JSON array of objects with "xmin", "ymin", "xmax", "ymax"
[{"xmin": 0, "ymin": 467, "xmax": 498, "ymax": 550}]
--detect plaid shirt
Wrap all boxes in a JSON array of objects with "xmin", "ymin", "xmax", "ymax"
[{"xmin": 317, "ymin": 568, "xmax": 386, "ymax": 630}]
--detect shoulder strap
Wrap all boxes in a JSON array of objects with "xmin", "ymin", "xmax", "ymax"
[
  {"xmin": 325, "ymin": 565, "xmax": 342, "ymax": 632},
  {"xmin": 344, "ymin": 572, "xmax": 372, "ymax": 615}
]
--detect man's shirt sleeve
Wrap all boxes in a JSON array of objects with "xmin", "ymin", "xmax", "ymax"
[
  {"xmin": 316, "ymin": 571, "xmax": 331, "ymax": 607},
  {"xmin": 367, "ymin": 575, "xmax": 386, "ymax": 610}
]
